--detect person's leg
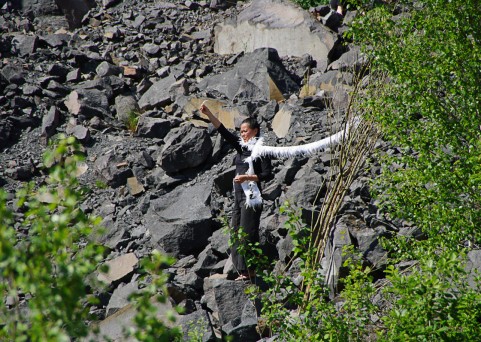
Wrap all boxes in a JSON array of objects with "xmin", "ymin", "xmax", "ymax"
[
  {"xmin": 239, "ymin": 204, "xmax": 262, "ymax": 277},
  {"xmin": 231, "ymin": 192, "xmax": 248, "ymax": 274},
  {"xmin": 330, "ymin": 0, "xmax": 339, "ymax": 10}
]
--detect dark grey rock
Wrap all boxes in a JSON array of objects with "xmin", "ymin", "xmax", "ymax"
[
  {"xmin": 144, "ymin": 182, "xmax": 213, "ymax": 257},
  {"xmin": 114, "ymin": 94, "xmax": 139, "ymax": 124},
  {"xmin": 41, "ymin": 106, "xmax": 61, "ymax": 141},
  {"xmin": 47, "ymin": 63, "xmax": 70, "ymax": 81},
  {"xmin": 106, "ymin": 282, "xmax": 139, "ymax": 317},
  {"xmin": 210, "ymin": 0, "xmax": 236, "ymax": 10},
  {"xmin": 138, "ymin": 151, "xmax": 155, "ymax": 169},
  {"xmin": 1, "ymin": 65, "xmax": 26, "ymax": 85},
  {"xmin": 70, "ymin": 125, "xmax": 91, "ymax": 143},
  {"xmin": 94, "ymin": 152, "xmax": 134, "ymax": 188},
  {"xmin": 138, "ymin": 74, "xmax": 176, "ymax": 110},
  {"xmin": 192, "ymin": 246, "xmax": 220, "ymax": 277},
  {"xmin": 56, "ymin": 0, "xmax": 97, "ymax": 29},
  {"xmin": 66, "ymin": 69, "xmax": 81, "ymax": 83},
  {"xmin": 64, "ymin": 88, "xmax": 109, "ymax": 119},
  {"xmin": 198, "ymin": 48, "xmax": 299, "ymax": 102},
  {"xmin": 283, "ymin": 164, "xmax": 325, "ymax": 206},
  {"xmin": 39, "ymin": 33, "xmax": 70, "ymax": 48},
  {"xmin": 103, "ymin": 0, "xmax": 121, "ymax": 8},
  {"xmin": 210, "ymin": 227, "xmax": 230, "ymax": 255},
  {"xmin": 203, "ymin": 279, "xmax": 250, "ymax": 326},
  {"xmin": 322, "ymin": 214, "xmax": 354, "ymax": 296},
  {"xmin": 12, "ymin": 35, "xmax": 39, "ymax": 57},
  {"xmin": 322, "ymin": 11, "xmax": 343, "ymax": 31},
  {"xmin": 13, "ymin": 0, "xmax": 59, "ymax": 16},
  {"xmin": 136, "ymin": 116, "xmax": 171, "ymax": 139},
  {"xmin": 0, "ymin": 120, "xmax": 14, "ymax": 148},
  {"xmin": 221, "ymin": 299, "xmax": 259, "ymax": 342},
  {"xmin": 213, "ymin": 167, "xmax": 235, "ymax": 196},
  {"xmin": 158, "ymin": 124, "xmax": 212, "ymax": 173},
  {"xmin": 5, "ymin": 164, "xmax": 34, "ymax": 181},
  {"xmin": 142, "ymin": 43, "xmax": 161, "ymax": 56},
  {"xmin": 96, "ymin": 61, "xmax": 123, "ymax": 77},
  {"xmin": 173, "ymin": 271, "xmax": 204, "ymax": 298},
  {"xmin": 179, "ymin": 310, "xmax": 216, "ymax": 342},
  {"xmin": 22, "ymin": 84, "xmax": 42, "ymax": 96}
]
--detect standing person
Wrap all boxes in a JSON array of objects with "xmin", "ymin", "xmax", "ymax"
[{"xmin": 200, "ymin": 102, "xmax": 273, "ymax": 281}]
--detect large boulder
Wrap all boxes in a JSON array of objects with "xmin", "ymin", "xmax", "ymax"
[
  {"xmin": 214, "ymin": 0, "xmax": 341, "ymax": 71},
  {"xmin": 198, "ymin": 48, "xmax": 299, "ymax": 103},
  {"xmin": 64, "ymin": 89, "xmax": 110, "ymax": 119},
  {"xmin": 202, "ymin": 276, "xmax": 252, "ymax": 326},
  {"xmin": 144, "ymin": 182, "xmax": 213, "ymax": 258},
  {"xmin": 138, "ymin": 74, "xmax": 177, "ymax": 110},
  {"xmin": 10, "ymin": 0, "xmax": 60, "ymax": 16},
  {"xmin": 158, "ymin": 124, "xmax": 213, "ymax": 173}
]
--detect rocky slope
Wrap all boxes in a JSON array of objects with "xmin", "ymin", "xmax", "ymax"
[{"xmin": 0, "ymin": 0, "xmax": 409, "ymax": 340}]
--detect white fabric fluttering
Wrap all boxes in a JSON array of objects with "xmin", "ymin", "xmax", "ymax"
[{"xmin": 238, "ymin": 122, "xmax": 352, "ymax": 208}]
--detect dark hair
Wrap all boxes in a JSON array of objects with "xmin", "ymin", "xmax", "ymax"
[{"xmin": 241, "ymin": 117, "xmax": 260, "ymax": 137}]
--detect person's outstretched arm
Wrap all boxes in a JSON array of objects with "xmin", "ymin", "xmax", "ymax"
[{"xmin": 199, "ymin": 101, "xmax": 221, "ymax": 129}]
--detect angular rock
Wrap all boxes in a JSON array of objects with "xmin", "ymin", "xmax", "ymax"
[
  {"xmin": 56, "ymin": 0, "xmax": 97, "ymax": 29},
  {"xmin": 39, "ymin": 33, "xmax": 70, "ymax": 48},
  {"xmin": 114, "ymin": 94, "xmax": 139, "ymax": 124},
  {"xmin": 70, "ymin": 125, "xmax": 91, "ymax": 143},
  {"xmin": 158, "ymin": 124, "xmax": 212, "ymax": 173},
  {"xmin": 192, "ymin": 246, "xmax": 219, "ymax": 277},
  {"xmin": 214, "ymin": 0, "xmax": 339, "ymax": 70},
  {"xmin": 322, "ymin": 214, "xmax": 354, "ymax": 296},
  {"xmin": 284, "ymin": 164, "xmax": 326, "ymax": 206},
  {"xmin": 87, "ymin": 295, "xmax": 179, "ymax": 341},
  {"xmin": 94, "ymin": 152, "xmax": 134, "ymax": 188},
  {"xmin": 64, "ymin": 89, "xmax": 109, "ymax": 119},
  {"xmin": 321, "ymin": 10, "xmax": 344, "ymax": 31},
  {"xmin": 96, "ymin": 61, "xmax": 123, "ymax": 77},
  {"xmin": 47, "ymin": 63, "xmax": 71, "ymax": 80},
  {"xmin": 92, "ymin": 214, "xmax": 125, "ymax": 249},
  {"xmin": 13, "ymin": 0, "xmax": 59, "ymax": 16},
  {"xmin": 271, "ymin": 104, "xmax": 292, "ymax": 138},
  {"xmin": 1, "ymin": 65, "xmax": 26, "ymax": 85},
  {"xmin": 198, "ymin": 48, "xmax": 298, "ymax": 102},
  {"xmin": 183, "ymin": 98, "xmax": 241, "ymax": 130},
  {"xmin": 144, "ymin": 182, "xmax": 213, "ymax": 257},
  {"xmin": 41, "ymin": 106, "xmax": 61, "ymax": 141},
  {"xmin": 106, "ymin": 282, "xmax": 139, "ymax": 317},
  {"xmin": 210, "ymin": 229, "xmax": 230, "ymax": 255},
  {"xmin": 173, "ymin": 271, "xmax": 204, "ymax": 299},
  {"xmin": 127, "ymin": 176, "xmax": 145, "ymax": 196},
  {"xmin": 328, "ymin": 45, "xmax": 366, "ymax": 72},
  {"xmin": 0, "ymin": 120, "xmax": 14, "ymax": 148},
  {"xmin": 97, "ymin": 253, "xmax": 139, "ymax": 285},
  {"xmin": 11, "ymin": 34, "xmax": 38, "ymax": 57},
  {"xmin": 221, "ymin": 299, "xmax": 259, "ymax": 342},
  {"xmin": 136, "ymin": 116, "xmax": 171, "ymax": 139},
  {"xmin": 138, "ymin": 74, "xmax": 176, "ymax": 110},
  {"xmin": 203, "ymin": 278, "xmax": 250, "ymax": 326},
  {"xmin": 179, "ymin": 310, "xmax": 216, "ymax": 342}
]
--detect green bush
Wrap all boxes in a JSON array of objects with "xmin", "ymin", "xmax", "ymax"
[{"xmin": 0, "ymin": 136, "xmax": 105, "ymax": 341}]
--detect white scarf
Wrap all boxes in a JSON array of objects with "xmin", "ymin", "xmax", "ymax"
[{"xmin": 237, "ymin": 120, "xmax": 355, "ymax": 208}]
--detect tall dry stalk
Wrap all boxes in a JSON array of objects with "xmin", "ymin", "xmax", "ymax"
[{"xmin": 300, "ymin": 61, "xmax": 384, "ymax": 306}]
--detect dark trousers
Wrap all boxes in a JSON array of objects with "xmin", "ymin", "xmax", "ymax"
[
  {"xmin": 330, "ymin": 0, "xmax": 346, "ymax": 9},
  {"xmin": 231, "ymin": 191, "xmax": 262, "ymax": 273}
]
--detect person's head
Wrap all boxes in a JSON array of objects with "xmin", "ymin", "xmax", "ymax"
[{"xmin": 240, "ymin": 117, "xmax": 260, "ymax": 142}]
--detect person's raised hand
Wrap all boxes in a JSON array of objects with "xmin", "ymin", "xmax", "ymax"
[{"xmin": 200, "ymin": 100, "xmax": 211, "ymax": 115}]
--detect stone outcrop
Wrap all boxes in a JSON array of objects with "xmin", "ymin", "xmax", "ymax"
[{"xmin": 214, "ymin": 0, "xmax": 342, "ymax": 71}]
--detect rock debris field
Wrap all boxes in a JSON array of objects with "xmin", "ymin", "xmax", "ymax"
[{"xmin": 0, "ymin": 0, "xmax": 414, "ymax": 340}]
